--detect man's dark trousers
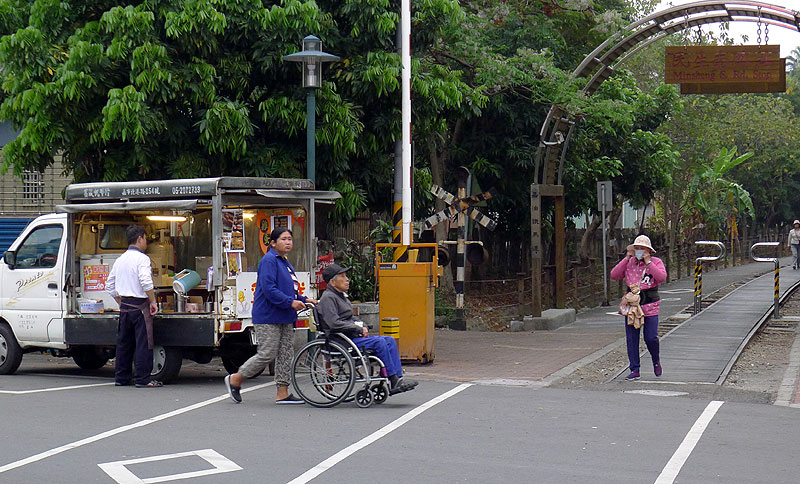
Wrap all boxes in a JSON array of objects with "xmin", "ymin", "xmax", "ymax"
[{"xmin": 116, "ymin": 297, "xmax": 153, "ymax": 385}]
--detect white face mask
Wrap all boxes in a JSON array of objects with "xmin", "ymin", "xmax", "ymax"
[{"xmin": 634, "ymin": 249, "xmax": 645, "ymax": 260}]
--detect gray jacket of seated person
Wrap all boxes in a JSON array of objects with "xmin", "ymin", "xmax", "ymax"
[{"xmin": 317, "ymin": 287, "xmax": 362, "ymax": 339}]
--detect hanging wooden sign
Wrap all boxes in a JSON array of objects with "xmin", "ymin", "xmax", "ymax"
[{"xmin": 665, "ymin": 45, "xmax": 786, "ymax": 94}]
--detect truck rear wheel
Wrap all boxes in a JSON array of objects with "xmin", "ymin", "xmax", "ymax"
[
  {"xmin": 0, "ymin": 323, "xmax": 22, "ymax": 375},
  {"xmin": 221, "ymin": 347, "xmax": 266, "ymax": 378},
  {"xmin": 151, "ymin": 345, "xmax": 182, "ymax": 383},
  {"xmin": 72, "ymin": 347, "xmax": 109, "ymax": 370}
]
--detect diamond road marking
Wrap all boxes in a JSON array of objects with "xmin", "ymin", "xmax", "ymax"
[
  {"xmin": 624, "ymin": 389, "xmax": 689, "ymax": 397},
  {"xmin": 98, "ymin": 449, "xmax": 241, "ymax": 484}
]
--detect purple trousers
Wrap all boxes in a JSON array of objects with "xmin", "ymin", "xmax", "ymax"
[{"xmin": 625, "ymin": 315, "xmax": 660, "ymax": 373}]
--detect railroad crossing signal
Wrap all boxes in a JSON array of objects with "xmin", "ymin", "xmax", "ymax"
[{"xmin": 422, "ymin": 185, "xmax": 498, "ymax": 232}]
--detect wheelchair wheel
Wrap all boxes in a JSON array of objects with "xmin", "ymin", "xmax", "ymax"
[
  {"xmin": 355, "ymin": 388, "xmax": 373, "ymax": 408},
  {"xmin": 371, "ymin": 384, "xmax": 389, "ymax": 404},
  {"xmin": 292, "ymin": 339, "xmax": 356, "ymax": 408}
]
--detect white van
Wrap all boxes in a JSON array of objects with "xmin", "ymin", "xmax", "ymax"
[{"xmin": 0, "ymin": 177, "xmax": 339, "ymax": 382}]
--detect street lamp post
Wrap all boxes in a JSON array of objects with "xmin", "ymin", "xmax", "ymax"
[{"xmin": 282, "ymin": 35, "xmax": 340, "ymax": 185}]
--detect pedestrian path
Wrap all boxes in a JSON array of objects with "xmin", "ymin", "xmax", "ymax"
[
  {"xmin": 621, "ymin": 263, "xmax": 800, "ymax": 384},
  {"xmin": 410, "ymin": 259, "xmax": 792, "ymax": 385}
]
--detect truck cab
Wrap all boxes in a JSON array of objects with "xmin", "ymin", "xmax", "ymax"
[{"xmin": 0, "ymin": 177, "xmax": 339, "ymax": 381}]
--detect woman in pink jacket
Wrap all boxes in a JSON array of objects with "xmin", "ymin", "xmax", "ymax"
[{"xmin": 610, "ymin": 235, "xmax": 667, "ymax": 380}]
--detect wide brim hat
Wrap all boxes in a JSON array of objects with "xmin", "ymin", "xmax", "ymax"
[
  {"xmin": 322, "ymin": 263, "xmax": 351, "ymax": 283},
  {"xmin": 794, "ymin": 220, "xmax": 800, "ymax": 225},
  {"xmin": 627, "ymin": 234, "xmax": 656, "ymax": 254}
]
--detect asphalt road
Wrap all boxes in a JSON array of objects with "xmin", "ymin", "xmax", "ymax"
[{"xmin": 3, "ymin": 357, "xmax": 800, "ymax": 484}]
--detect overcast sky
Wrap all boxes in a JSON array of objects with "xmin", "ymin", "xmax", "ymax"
[{"xmin": 652, "ymin": 1, "xmax": 800, "ymax": 56}]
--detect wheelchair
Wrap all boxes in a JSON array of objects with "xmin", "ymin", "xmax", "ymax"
[{"xmin": 291, "ymin": 306, "xmax": 392, "ymax": 408}]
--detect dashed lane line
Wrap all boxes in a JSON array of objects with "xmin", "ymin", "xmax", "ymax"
[
  {"xmin": 0, "ymin": 382, "xmax": 276, "ymax": 474},
  {"xmin": 654, "ymin": 400, "xmax": 724, "ymax": 484},
  {"xmin": 287, "ymin": 383, "xmax": 473, "ymax": 484}
]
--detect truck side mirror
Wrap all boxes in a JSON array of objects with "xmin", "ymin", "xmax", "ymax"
[{"xmin": 4, "ymin": 250, "xmax": 16, "ymax": 269}]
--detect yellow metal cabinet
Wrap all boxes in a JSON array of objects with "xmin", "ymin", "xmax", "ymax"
[{"xmin": 376, "ymin": 244, "xmax": 439, "ymax": 363}]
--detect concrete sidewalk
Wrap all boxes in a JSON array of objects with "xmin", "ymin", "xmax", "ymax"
[{"xmin": 407, "ymin": 258, "xmax": 793, "ymax": 386}]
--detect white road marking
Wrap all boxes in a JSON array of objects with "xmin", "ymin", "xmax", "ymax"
[
  {"xmin": 0, "ymin": 382, "xmax": 275, "ymax": 474},
  {"xmin": 654, "ymin": 400, "xmax": 724, "ymax": 484},
  {"xmin": 624, "ymin": 389, "xmax": 688, "ymax": 397},
  {"xmin": 98, "ymin": 448, "xmax": 241, "ymax": 484},
  {"xmin": 288, "ymin": 383, "xmax": 472, "ymax": 484},
  {"xmin": 0, "ymin": 382, "xmax": 114, "ymax": 394},
  {"xmin": 471, "ymin": 378, "xmax": 545, "ymax": 388},
  {"xmin": 661, "ymin": 288, "xmax": 694, "ymax": 294}
]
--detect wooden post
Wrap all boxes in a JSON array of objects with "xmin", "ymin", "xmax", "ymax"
[
  {"xmin": 555, "ymin": 194, "xmax": 566, "ymax": 308},
  {"xmin": 530, "ymin": 184, "xmax": 542, "ymax": 317}
]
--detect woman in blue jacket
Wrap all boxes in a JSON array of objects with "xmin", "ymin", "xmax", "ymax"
[{"xmin": 225, "ymin": 227, "xmax": 316, "ymax": 404}]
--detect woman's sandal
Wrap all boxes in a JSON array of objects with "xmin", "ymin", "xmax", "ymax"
[{"xmin": 135, "ymin": 380, "xmax": 163, "ymax": 388}]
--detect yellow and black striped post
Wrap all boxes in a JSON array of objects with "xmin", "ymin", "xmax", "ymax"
[
  {"xmin": 774, "ymin": 263, "xmax": 780, "ymax": 318},
  {"xmin": 749, "ymin": 241, "xmax": 781, "ymax": 319},
  {"xmin": 380, "ymin": 317, "xmax": 400, "ymax": 342},
  {"xmin": 392, "ymin": 201, "xmax": 408, "ymax": 262},
  {"xmin": 693, "ymin": 262, "xmax": 702, "ymax": 315}
]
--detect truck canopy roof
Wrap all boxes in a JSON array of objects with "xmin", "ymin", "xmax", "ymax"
[{"xmin": 63, "ymin": 177, "xmax": 340, "ymax": 205}]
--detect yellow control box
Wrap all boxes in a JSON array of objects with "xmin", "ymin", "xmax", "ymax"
[{"xmin": 376, "ymin": 244, "xmax": 438, "ymax": 363}]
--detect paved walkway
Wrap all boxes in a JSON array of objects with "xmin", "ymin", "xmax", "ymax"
[{"xmin": 407, "ymin": 258, "xmax": 794, "ymax": 387}]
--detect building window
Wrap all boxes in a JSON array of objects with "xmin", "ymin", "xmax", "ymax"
[{"xmin": 22, "ymin": 170, "xmax": 44, "ymax": 205}]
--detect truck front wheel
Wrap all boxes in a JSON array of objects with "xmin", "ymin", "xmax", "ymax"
[
  {"xmin": 0, "ymin": 323, "xmax": 23, "ymax": 375},
  {"xmin": 151, "ymin": 345, "xmax": 182, "ymax": 383}
]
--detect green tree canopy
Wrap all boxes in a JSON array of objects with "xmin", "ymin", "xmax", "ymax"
[{"xmin": 0, "ymin": 0, "xmax": 477, "ymax": 222}]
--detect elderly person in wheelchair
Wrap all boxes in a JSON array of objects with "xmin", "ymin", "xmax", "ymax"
[{"xmin": 318, "ymin": 263, "xmax": 418, "ymax": 395}]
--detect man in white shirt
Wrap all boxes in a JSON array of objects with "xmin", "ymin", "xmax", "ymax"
[{"xmin": 106, "ymin": 225, "xmax": 161, "ymax": 388}]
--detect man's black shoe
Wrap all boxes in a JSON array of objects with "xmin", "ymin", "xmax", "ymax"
[{"xmin": 389, "ymin": 378, "xmax": 418, "ymax": 395}]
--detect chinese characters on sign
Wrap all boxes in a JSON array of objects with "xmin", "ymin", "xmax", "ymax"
[{"xmin": 84, "ymin": 264, "xmax": 109, "ymax": 291}]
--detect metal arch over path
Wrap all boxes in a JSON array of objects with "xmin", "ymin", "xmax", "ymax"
[{"xmin": 535, "ymin": 1, "xmax": 800, "ymax": 186}]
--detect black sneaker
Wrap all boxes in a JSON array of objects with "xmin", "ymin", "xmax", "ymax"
[
  {"xmin": 276, "ymin": 393, "xmax": 304, "ymax": 405},
  {"xmin": 390, "ymin": 378, "xmax": 418, "ymax": 395},
  {"xmin": 224, "ymin": 375, "xmax": 242, "ymax": 403}
]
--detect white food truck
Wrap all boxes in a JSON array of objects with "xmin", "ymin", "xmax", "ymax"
[{"xmin": 0, "ymin": 177, "xmax": 339, "ymax": 382}]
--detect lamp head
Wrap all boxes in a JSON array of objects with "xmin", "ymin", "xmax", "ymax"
[{"xmin": 282, "ymin": 35, "xmax": 340, "ymax": 88}]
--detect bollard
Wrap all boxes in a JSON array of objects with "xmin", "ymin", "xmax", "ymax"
[
  {"xmin": 750, "ymin": 241, "xmax": 780, "ymax": 319},
  {"xmin": 693, "ymin": 241, "xmax": 726, "ymax": 315},
  {"xmin": 380, "ymin": 317, "xmax": 400, "ymax": 342},
  {"xmin": 694, "ymin": 262, "xmax": 702, "ymax": 315}
]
